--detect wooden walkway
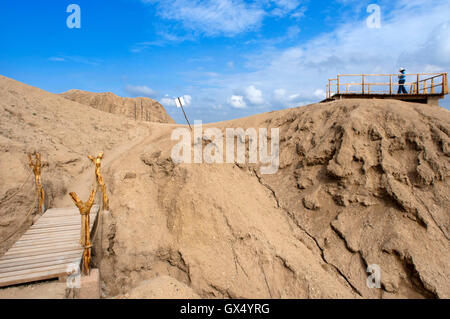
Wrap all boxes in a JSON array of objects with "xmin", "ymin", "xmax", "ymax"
[
  {"xmin": 0, "ymin": 206, "xmax": 99, "ymax": 288},
  {"xmin": 324, "ymin": 72, "xmax": 448, "ymax": 105}
]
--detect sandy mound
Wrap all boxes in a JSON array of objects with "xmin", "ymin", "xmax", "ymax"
[
  {"xmin": 0, "ymin": 75, "xmax": 448, "ymax": 299},
  {"xmin": 124, "ymin": 276, "xmax": 199, "ymax": 299},
  {"xmin": 60, "ymin": 90, "xmax": 174, "ymax": 124},
  {"xmin": 94, "ymin": 99, "xmax": 449, "ymax": 299}
]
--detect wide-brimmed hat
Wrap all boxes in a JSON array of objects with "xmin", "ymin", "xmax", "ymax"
[{"xmin": 399, "ymin": 68, "xmax": 406, "ymax": 72}]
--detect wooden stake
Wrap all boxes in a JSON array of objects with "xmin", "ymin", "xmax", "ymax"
[
  {"xmin": 69, "ymin": 189, "xmax": 96, "ymax": 275},
  {"xmin": 88, "ymin": 152, "xmax": 109, "ymax": 210},
  {"xmin": 28, "ymin": 153, "xmax": 45, "ymax": 214}
]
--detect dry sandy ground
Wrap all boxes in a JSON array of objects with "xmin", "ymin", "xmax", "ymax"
[
  {"xmin": 0, "ymin": 280, "xmax": 66, "ymax": 299},
  {"xmin": 0, "ymin": 75, "xmax": 449, "ymax": 299}
]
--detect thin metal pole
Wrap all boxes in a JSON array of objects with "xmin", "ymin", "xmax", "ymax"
[{"xmin": 178, "ymin": 97, "xmax": 192, "ymax": 131}]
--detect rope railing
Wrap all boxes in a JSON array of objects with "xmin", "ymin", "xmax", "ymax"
[{"xmin": 326, "ymin": 73, "xmax": 448, "ymax": 98}]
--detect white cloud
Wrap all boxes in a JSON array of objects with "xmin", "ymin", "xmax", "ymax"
[
  {"xmin": 314, "ymin": 89, "xmax": 326, "ymax": 99},
  {"xmin": 228, "ymin": 95, "xmax": 247, "ymax": 108},
  {"xmin": 269, "ymin": 0, "xmax": 305, "ymax": 18},
  {"xmin": 47, "ymin": 56, "xmax": 100, "ymax": 66},
  {"xmin": 142, "ymin": 0, "xmax": 307, "ymax": 37},
  {"xmin": 160, "ymin": 98, "xmax": 175, "ymax": 107},
  {"xmin": 271, "ymin": 88, "xmax": 305, "ymax": 106},
  {"xmin": 160, "ymin": 94, "xmax": 192, "ymax": 107},
  {"xmin": 244, "ymin": 85, "xmax": 265, "ymax": 105},
  {"xmin": 144, "ymin": 0, "xmax": 265, "ymax": 36},
  {"xmin": 124, "ymin": 85, "xmax": 158, "ymax": 98},
  {"xmin": 183, "ymin": 95, "xmax": 192, "ymax": 106},
  {"xmin": 48, "ymin": 57, "xmax": 66, "ymax": 62}
]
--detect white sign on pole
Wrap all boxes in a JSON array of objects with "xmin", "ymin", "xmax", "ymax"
[{"xmin": 175, "ymin": 96, "xmax": 185, "ymax": 108}]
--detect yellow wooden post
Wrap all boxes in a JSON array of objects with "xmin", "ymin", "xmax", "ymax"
[
  {"xmin": 329, "ymin": 79, "xmax": 332, "ymax": 98},
  {"xmin": 416, "ymin": 74, "xmax": 420, "ymax": 94},
  {"xmin": 69, "ymin": 188, "xmax": 96, "ymax": 275},
  {"xmin": 423, "ymin": 79, "xmax": 428, "ymax": 94},
  {"xmin": 444, "ymin": 73, "xmax": 449, "ymax": 94},
  {"xmin": 88, "ymin": 152, "xmax": 109, "ymax": 210},
  {"xmin": 362, "ymin": 75, "xmax": 365, "ymax": 94},
  {"xmin": 431, "ymin": 77, "xmax": 434, "ymax": 94},
  {"xmin": 337, "ymin": 75, "xmax": 340, "ymax": 94},
  {"xmin": 326, "ymin": 82, "xmax": 329, "ymax": 98},
  {"xmin": 389, "ymin": 75, "xmax": 392, "ymax": 94},
  {"xmin": 28, "ymin": 153, "xmax": 45, "ymax": 214}
]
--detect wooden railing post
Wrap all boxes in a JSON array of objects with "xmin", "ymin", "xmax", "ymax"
[
  {"xmin": 70, "ymin": 188, "xmax": 97, "ymax": 275},
  {"xmin": 431, "ymin": 77, "xmax": 434, "ymax": 94},
  {"xmin": 362, "ymin": 75, "xmax": 365, "ymax": 94},
  {"xmin": 444, "ymin": 73, "xmax": 449, "ymax": 94},
  {"xmin": 389, "ymin": 75, "xmax": 392, "ymax": 94},
  {"xmin": 28, "ymin": 153, "xmax": 45, "ymax": 214},
  {"xmin": 416, "ymin": 74, "xmax": 420, "ymax": 94},
  {"xmin": 327, "ymin": 79, "xmax": 330, "ymax": 98},
  {"xmin": 337, "ymin": 75, "xmax": 340, "ymax": 94},
  {"xmin": 88, "ymin": 152, "xmax": 109, "ymax": 210}
]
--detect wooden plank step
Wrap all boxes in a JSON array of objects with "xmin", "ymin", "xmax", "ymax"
[
  {"xmin": 22, "ymin": 224, "xmax": 94, "ymax": 238},
  {"xmin": 13, "ymin": 237, "xmax": 79, "ymax": 248},
  {"xmin": 0, "ymin": 268, "xmax": 70, "ymax": 288},
  {"xmin": 19, "ymin": 231, "xmax": 81, "ymax": 240},
  {"xmin": 40, "ymin": 212, "xmax": 80, "ymax": 217},
  {"xmin": 9, "ymin": 240, "xmax": 81, "ymax": 251},
  {"xmin": 33, "ymin": 217, "xmax": 96, "ymax": 225},
  {"xmin": 0, "ymin": 264, "xmax": 74, "ymax": 279},
  {"xmin": 31, "ymin": 218, "xmax": 95, "ymax": 226},
  {"xmin": 5, "ymin": 244, "xmax": 82, "ymax": 258},
  {"xmin": 0, "ymin": 251, "xmax": 82, "ymax": 268},
  {"xmin": 32, "ymin": 221, "xmax": 81, "ymax": 227},
  {"xmin": 16, "ymin": 237, "xmax": 80, "ymax": 245},
  {"xmin": 25, "ymin": 225, "xmax": 81, "ymax": 235},
  {"xmin": 0, "ymin": 265, "xmax": 76, "ymax": 287},
  {"xmin": 0, "ymin": 256, "xmax": 81, "ymax": 274}
]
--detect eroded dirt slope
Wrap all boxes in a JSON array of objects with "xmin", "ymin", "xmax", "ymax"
[
  {"xmin": 60, "ymin": 90, "xmax": 175, "ymax": 124},
  {"xmin": 96, "ymin": 99, "xmax": 449, "ymax": 299}
]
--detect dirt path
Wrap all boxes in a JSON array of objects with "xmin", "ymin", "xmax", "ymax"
[{"xmin": 52, "ymin": 124, "xmax": 170, "ymax": 208}]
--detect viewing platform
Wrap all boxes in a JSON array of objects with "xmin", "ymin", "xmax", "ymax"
[{"xmin": 323, "ymin": 73, "xmax": 448, "ymax": 105}]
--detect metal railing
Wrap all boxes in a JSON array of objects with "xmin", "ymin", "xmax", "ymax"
[{"xmin": 326, "ymin": 73, "xmax": 449, "ymax": 99}]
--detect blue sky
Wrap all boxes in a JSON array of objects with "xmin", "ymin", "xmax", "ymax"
[{"xmin": 1, "ymin": 0, "xmax": 449, "ymax": 123}]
